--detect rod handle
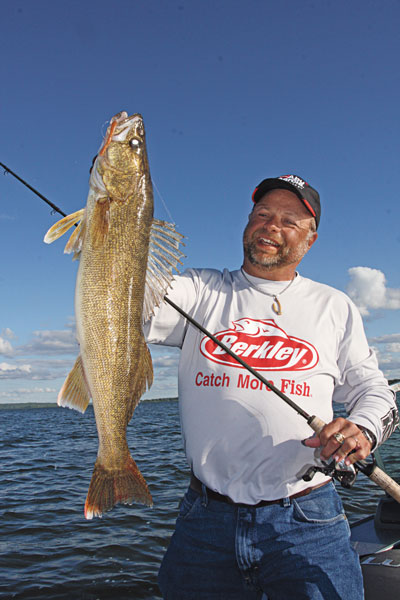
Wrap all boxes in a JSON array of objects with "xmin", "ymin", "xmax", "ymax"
[
  {"xmin": 307, "ymin": 415, "xmax": 326, "ymax": 435},
  {"xmin": 368, "ymin": 466, "xmax": 400, "ymax": 503}
]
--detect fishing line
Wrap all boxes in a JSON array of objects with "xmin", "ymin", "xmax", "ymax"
[
  {"xmin": 2, "ymin": 160, "xmax": 400, "ymax": 502},
  {"xmin": 152, "ymin": 177, "xmax": 175, "ymax": 224}
]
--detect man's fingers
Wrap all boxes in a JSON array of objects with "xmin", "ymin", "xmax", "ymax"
[
  {"xmin": 302, "ymin": 435, "xmax": 321, "ymax": 448},
  {"xmin": 301, "ymin": 417, "xmax": 373, "ymax": 464},
  {"xmin": 332, "ymin": 434, "xmax": 371, "ymax": 465}
]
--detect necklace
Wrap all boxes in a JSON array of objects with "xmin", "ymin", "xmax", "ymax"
[{"xmin": 241, "ymin": 268, "xmax": 296, "ymax": 316}]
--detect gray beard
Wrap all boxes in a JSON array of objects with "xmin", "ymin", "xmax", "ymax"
[
  {"xmin": 243, "ymin": 236, "xmax": 311, "ymax": 271},
  {"xmin": 244, "ymin": 240, "xmax": 288, "ymax": 269}
]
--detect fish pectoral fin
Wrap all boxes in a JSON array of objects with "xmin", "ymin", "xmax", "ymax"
[
  {"xmin": 57, "ymin": 355, "xmax": 91, "ymax": 413},
  {"xmin": 143, "ymin": 219, "xmax": 185, "ymax": 322},
  {"xmin": 65, "ymin": 218, "xmax": 87, "ymax": 259},
  {"xmin": 44, "ymin": 208, "xmax": 86, "ymax": 257},
  {"xmin": 44, "ymin": 209, "xmax": 85, "ymax": 243}
]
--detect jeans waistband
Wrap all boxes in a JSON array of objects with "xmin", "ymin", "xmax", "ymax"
[{"xmin": 190, "ymin": 473, "xmax": 331, "ymax": 508}]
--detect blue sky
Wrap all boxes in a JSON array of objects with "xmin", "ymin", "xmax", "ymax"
[{"xmin": 1, "ymin": 0, "xmax": 400, "ymax": 403}]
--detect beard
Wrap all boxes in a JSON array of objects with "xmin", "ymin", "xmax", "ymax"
[{"xmin": 243, "ymin": 228, "xmax": 312, "ymax": 271}]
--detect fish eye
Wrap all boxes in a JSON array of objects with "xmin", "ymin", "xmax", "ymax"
[{"xmin": 129, "ymin": 138, "xmax": 141, "ymax": 150}]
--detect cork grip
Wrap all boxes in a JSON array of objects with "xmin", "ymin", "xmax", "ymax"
[
  {"xmin": 308, "ymin": 415, "xmax": 326, "ymax": 435},
  {"xmin": 368, "ymin": 466, "xmax": 400, "ymax": 502}
]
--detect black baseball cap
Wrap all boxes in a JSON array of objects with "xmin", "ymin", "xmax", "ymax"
[{"xmin": 251, "ymin": 174, "xmax": 321, "ymax": 229}]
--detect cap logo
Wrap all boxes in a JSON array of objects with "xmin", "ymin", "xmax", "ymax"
[{"xmin": 279, "ymin": 175, "xmax": 308, "ymax": 190}]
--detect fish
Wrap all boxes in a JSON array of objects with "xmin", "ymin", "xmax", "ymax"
[{"xmin": 44, "ymin": 111, "xmax": 184, "ymax": 519}]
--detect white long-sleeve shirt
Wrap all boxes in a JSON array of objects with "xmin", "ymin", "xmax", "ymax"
[{"xmin": 145, "ymin": 268, "xmax": 397, "ymax": 503}]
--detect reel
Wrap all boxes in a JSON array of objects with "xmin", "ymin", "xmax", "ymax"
[{"xmin": 302, "ymin": 453, "xmax": 376, "ymax": 489}]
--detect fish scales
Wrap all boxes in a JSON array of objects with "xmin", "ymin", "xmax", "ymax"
[{"xmin": 44, "ymin": 111, "xmax": 184, "ymax": 518}]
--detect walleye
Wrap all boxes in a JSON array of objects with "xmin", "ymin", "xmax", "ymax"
[{"xmin": 44, "ymin": 111, "xmax": 184, "ymax": 519}]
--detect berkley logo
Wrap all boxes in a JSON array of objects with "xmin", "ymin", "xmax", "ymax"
[
  {"xmin": 200, "ymin": 318, "xmax": 319, "ymax": 371},
  {"xmin": 279, "ymin": 175, "xmax": 308, "ymax": 190}
]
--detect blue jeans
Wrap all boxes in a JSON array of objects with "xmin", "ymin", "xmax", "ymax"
[{"xmin": 158, "ymin": 481, "xmax": 364, "ymax": 599}]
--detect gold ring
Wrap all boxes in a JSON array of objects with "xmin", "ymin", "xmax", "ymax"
[{"xmin": 333, "ymin": 432, "xmax": 345, "ymax": 445}]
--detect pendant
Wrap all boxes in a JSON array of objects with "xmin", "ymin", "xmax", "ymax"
[{"xmin": 272, "ymin": 296, "xmax": 282, "ymax": 316}]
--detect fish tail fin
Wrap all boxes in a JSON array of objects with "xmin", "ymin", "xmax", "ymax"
[{"xmin": 84, "ymin": 454, "xmax": 152, "ymax": 519}]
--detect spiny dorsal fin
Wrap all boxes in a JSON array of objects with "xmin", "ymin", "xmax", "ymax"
[
  {"xmin": 58, "ymin": 355, "xmax": 91, "ymax": 413},
  {"xmin": 143, "ymin": 219, "xmax": 185, "ymax": 322}
]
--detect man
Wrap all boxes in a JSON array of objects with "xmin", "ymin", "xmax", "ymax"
[{"xmin": 145, "ymin": 174, "xmax": 398, "ymax": 599}]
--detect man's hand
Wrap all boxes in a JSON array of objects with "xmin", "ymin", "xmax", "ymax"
[{"xmin": 302, "ymin": 417, "xmax": 373, "ymax": 465}]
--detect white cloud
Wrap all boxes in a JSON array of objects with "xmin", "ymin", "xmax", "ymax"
[
  {"xmin": 0, "ymin": 357, "xmax": 74, "ymax": 381},
  {"xmin": 0, "ymin": 362, "xmax": 32, "ymax": 377},
  {"xmin": 16, "ymin": 329, "xmax": 78, "ymax": 356},
  {"xmin": 347, "ymin": 267, "xmax": 400, "ymax": 316},
  {"xmin": 0, "ymin": 337, "xmax": 13, "ymax": 355},
  {"xmin": 368, "ymin": 336, "xmax": 400, "ymax": 380},
  {"xmin": 0, "ymin": 387, "xmax": 57, "ymax": 398},
  {"xmin": 370, "ymin": 333, "xmax": 400, "ymax": 344},
  {"xmin": 2, "ymin": 328, "xmax": 16, "ymax": 339},
  {"xmin": 386, "ymin": 343, "xmax": 400, "ymax": 353}
]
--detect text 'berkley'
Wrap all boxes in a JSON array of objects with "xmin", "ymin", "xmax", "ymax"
[{"xmin": 200, "ymin": 318, "xmax": 319, "ymax": 371}]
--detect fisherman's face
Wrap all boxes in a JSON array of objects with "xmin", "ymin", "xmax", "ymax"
[{"xmin": 243, "ymin": 189, "xmax": 318, "ymax": 279}]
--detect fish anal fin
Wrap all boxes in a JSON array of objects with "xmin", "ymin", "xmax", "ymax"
[
  {"xmin": 143, "ymin": 219, "xmax": 185, "ymax": 322},
  {"xmin": 44, "ymin": 209, "xmax": 85, "ymax": 245},
  {"xmin": 58, "ymin": 355, "xmax": 91, "ymax": 413},
  {"xmin": 84, "ymin": 454, "xmax": 153, "ymax": 519}
]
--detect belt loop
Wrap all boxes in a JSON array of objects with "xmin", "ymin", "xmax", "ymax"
[
  {"xmin": 201, "ymin": 483, "xmax": 209, "ymax": 507},
  {"xmin": 282, "ymin": 497, "xmax": 291, "ymax": 508}
]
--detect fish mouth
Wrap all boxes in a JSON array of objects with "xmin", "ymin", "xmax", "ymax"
[{"xmin": 110, "ymin": 112, "xmax": 144, "ymax": 142}]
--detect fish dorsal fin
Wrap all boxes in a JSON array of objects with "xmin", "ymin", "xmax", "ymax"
[
  {"xmin": 143, "ymin": 219, "xmax": 185, "ymax": 322},
  {"xmin": 44, "ymin": 209, "xmax": 86, "ymax": 259}
]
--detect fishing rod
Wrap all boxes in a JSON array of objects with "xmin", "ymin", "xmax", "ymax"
[
  {"xmin": 3, "ymin": 161, "xmax": 400, "ymax": 502},
  {"xmin": 0, "ymin": 161, "xmax": 68, "ymax": 219}
]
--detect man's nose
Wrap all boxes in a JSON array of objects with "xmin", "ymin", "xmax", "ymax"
[{"xmin": 262, "ymin": 216, "xmax": 281, "ymax": 231}]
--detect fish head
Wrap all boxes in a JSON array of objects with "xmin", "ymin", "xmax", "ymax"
[{"xmin": 91, "ymin": 112, "xmax": 151, "ymax": 204}]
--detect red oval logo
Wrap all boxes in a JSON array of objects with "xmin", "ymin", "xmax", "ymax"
[{"xmin": 200, "ymin": 318, "xmax": 319, "ymax": 371}]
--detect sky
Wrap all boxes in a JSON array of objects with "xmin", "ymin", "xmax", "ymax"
[{"xmin": 1, "ymin": 0, "xmax": 400, "ymax": 404}]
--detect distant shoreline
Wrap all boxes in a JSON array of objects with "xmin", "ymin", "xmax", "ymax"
[{"xmin": 0, "ymin": 398, "xmax": 178, "ymax": 410}]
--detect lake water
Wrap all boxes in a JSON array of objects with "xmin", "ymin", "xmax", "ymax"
[{"xmin": 1, "ymin": 397, "xmax": 399, "ymax": 600}]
